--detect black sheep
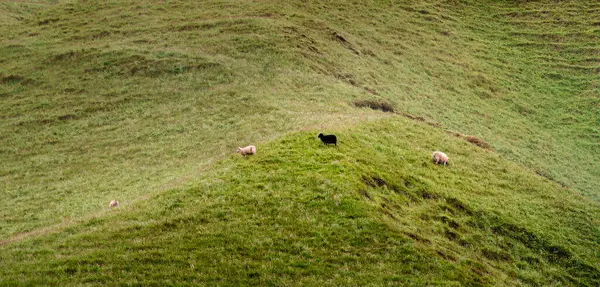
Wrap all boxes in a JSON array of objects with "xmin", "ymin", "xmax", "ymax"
[{"xmin": 318, "ymin": 133, "xmax": 337, "ymax": 146}]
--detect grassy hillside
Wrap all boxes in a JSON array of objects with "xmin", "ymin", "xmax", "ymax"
[
  {"xmin": 1, "ymin": 117, "xmax": 599, "ymax": 285},
  {"xmin": 1, "ymin": 0, "xmax": 599, "ymax": 236},
  {"xmin": 1, "ymin": 0, "xmax": 599, "ymax": 285}
]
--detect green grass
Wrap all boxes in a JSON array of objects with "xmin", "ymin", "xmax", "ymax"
[
  {"xmin": 1, "ymin": 0, "xmax": 599, "ymax": 285},
  {"xmin": 1, "ymin": 117, "xmax": 598, "ymax": 286}
]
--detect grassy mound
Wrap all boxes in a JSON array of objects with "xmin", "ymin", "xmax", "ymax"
[{"xmin": 1, "ymin": 118, "xmax": 598, "ymax": 286}]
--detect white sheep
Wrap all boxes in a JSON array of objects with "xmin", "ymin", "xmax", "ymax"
[
  {"xmin": 109, "ymin": 200, "xmax": 119, "ymax": 208},
  {"xmin": 237, "ymin": 145, "xmax": 256, "ymax": 157},
  {"xmin": 432, "ymin": 151, "xmax": 449, "ymax": 165}
]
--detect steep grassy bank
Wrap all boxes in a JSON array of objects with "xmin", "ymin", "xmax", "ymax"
[
  {"xmin": 1, "ymin": 0, "xmax": 598, "ymax": 239},
  {"xmin": 1, "ymin": 117, "xmax": 598, "ymax": 286}
]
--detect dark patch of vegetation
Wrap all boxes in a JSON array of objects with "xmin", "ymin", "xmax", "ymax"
[
  {"xmin": 445, "ymin": 230, "xmax": 459, "ymax": 241},
  {"xmin": 439, "ymin": 215, "xmax": 460, "ymax": 229},
  {"xmin": 481, "ymin": 248, "xmax": 512, "ymax": 262},
  {"xmin": 38, "ymin": 18, "xmax": 59, "ymax": 25},
  {"xmin": 523, "ymin": 256, "xmax": 540, "ymax": 265},
  {"xmin": 420, "ymin": 190, "xmax": 437, "ymax": 200},
  {"xmin": 16, "ymin": 118, "xmax": 55, "ymax": 127},
  {"xmin": 403, "ymin": 232, "xmax": 431, "ymax": 244},
  {"xmin": 364, "ymin": 87, "xmax": 377, "ymax": 95},
  {"xmin": 483, "ymin": 218, "xmax": 600, "ymax": 284},
  {"xmin": 465, "ymin": 135, "xmax": 492, "ymax": 150},
  {"xmin": 436, "ymin": 250, "xmax": 456, "ymax": 261},
  {"xmin": 58, "ymin": 114, "xmax": 77, "ymax": 121},
  {"xmin": 177, "ymin": 23, "xmax": 217, "ymax": 32},
  {"xmin": 380, "ymin": 204, "xmax": 397, "ymax": 219},
  {"xmin": 358, "ymin": 189, "xmax": 371, "ymax": 200},
  {"xmin": 335, "ymin": 72, "xmax": 358, "ymax": 86},
  {"xmin": 445, "ymin": 197, "xmax": 474, "ymax": 216},
  {"xmin": 450, "ymin": 132, "xmax": 493, "ymax": 151},
  {"xmin": 363, "ymin": 175, "xmax": 423, "ymax": 202},
  {"xmin": 401, "ymin": 113, "xmax": 443, "ymax": 129},
  {"xmin": 332, "ymin": 31, "xmax": 360, "ymax": 55},
  {"xmin": 1, "ymin": 75, "xmax": 24, "ymax": 84},
  {"xmin": 353, "ymin": 99, "xmax": 395, "ymax": 113},
  {"xmin": 362, "ymin": 175, "xmax": 388, "ymax": 188},
  {"xmin": 0, "ymin": 74, "xmax": 35, "ymax": 86},
  {"xmin": 402, "ymin": 113, "xmax": 426, "ymax": 122}
]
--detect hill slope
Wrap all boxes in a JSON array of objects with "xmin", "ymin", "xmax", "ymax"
[
  {"xmin": 2, "ymin": 117, "xmax": 599, "ymax": 286},
  {"xmin": 1, "ymin": 0, "xmax": 599, "ymax": 285}
]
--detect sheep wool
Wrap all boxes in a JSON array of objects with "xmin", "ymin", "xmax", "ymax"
[
  {"xmin": 237, "ymin": 145, "xmax": 257, "ymax": 157},
  {"xmin": 432, "ymin": 151, "xmax": 449, "ymax": 165},
  {"xmin": 318, "ymin": 133, "xmax": 337, "ymax": 146}
]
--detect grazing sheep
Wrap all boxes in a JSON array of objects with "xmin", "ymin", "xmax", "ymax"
[
  {"xmin": 237, "ymin": 145, "xmax": 256, "ymax": 157},
  {"xmin": 109, "ymin": 200, "xmax": 119, "ymax": 208},
  {"xmin": 432, "ymin": 151, "xmax": 449, "ymax": 165},
  {"xmin": 318, "ymin": 133, "xmax": 337, "ymax": 146}
]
